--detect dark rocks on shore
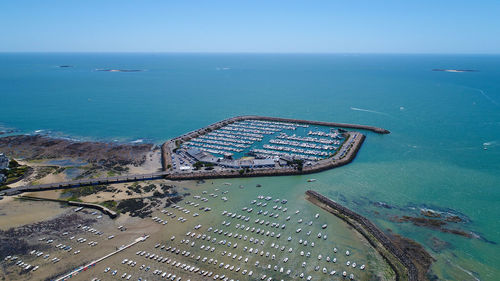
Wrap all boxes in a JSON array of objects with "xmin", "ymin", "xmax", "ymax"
[
  {"xmin": 0, "ymin": 213, "xmax": 95, "ymax": 260},
  {"xmin": 0, "ymin": 135, "xmax": 154, "ymax": 167},
  {"xmin": 392, "ymin": 215, "xmax": 479, "ymax": 240},
  {"xmin": 429, "ymin": 236, "xmax": 452, "ymax": 252},
  {"xmin": 421, "ymin": 210, "xmax": 441, "ymax": 218},
  {"xmin": 373, "ymin": 201, "xmax": 394, "ymax": 209},
  {"xmin": 387, "ymin": 232, "xmax": 436, "ymax": 280}
]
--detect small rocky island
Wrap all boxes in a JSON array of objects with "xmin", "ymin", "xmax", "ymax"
[{"xmin": 432, "ymin": 69, "xmax": 477, "ymax": 73}]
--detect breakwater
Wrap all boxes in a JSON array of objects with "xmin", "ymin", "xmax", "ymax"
[
  {"xmin": 167, "ymin": 132, "xmax": 365, "ymax": 180},
  {"xmin": 161, "ymin": 115, "xmax": 389, "ymax": 171},
  {"xmin": 305, "ymin": 190, "xmax": 419, "ymax": 281},
  {"xmin": 17, "ymin": 196, "xmax": 118, "ymax": 218}
]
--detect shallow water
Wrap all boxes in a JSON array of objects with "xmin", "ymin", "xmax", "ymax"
[{"xmin": 1, "ymin": 53, "xmax": 499, "ymax": 280}]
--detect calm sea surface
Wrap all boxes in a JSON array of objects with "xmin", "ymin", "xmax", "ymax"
[{"xmin": 1, "ymin": 53, "xmax": 499, "ymax": 280}]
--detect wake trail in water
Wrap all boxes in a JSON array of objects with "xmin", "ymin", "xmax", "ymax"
[
  {"xmin": 446, "ymin": 259, "xmax": 481, "ymax": 281},
  {"xmin": 467, "ymin": 87, "xmax": 499, "ymax": 106},
  {"xmin": 483, "ymin": 140, "xmax": 498, "ymax": 147},
  {"xmin": 350, "ymin": 107, "xmax": 391, "ymax": 116}
]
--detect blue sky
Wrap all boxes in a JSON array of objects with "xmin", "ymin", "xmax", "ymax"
[{"xmin": 1, "ymin": 0, "xmax": 499, "ymax": 53}]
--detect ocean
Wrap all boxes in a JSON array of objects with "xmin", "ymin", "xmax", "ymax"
[{"xmin": 1, "ymin": 53, "xmax": 499, "ymax": 280}]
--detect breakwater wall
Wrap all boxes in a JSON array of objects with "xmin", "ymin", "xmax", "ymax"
[
  {"xmin": 161, "ymin": 115, "xmax": 389, "ymax": 171},
  {"xmin": 18, "ymin": 196, "xmax": 118, "ymax": 218},
  {"xmin": 305, "ymin": 190, "xmax": 418, "ymax": 281},
  {"xmin": 2, "ymin": 172, "xmax": 168, "ymax": 196},
  {"xmin": 167, "ymin": 132, "xmax": 365, "ymax": 180}
]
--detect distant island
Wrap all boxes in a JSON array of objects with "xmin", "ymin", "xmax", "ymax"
[
  {"xmin": 432, "ymin": 69, "xmax": 477, "ymax": 73},
  {"xmin": 96, "ymin": 69, "xmax": 143, "ymax": 72}
]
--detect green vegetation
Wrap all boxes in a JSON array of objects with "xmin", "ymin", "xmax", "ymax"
[
  {"xmin": 143, "ymin": 184, "xmax": 156, "ymax": 193},
  {"xmin": 62, "ymin": 185, "xmax": 108, "ymax": 198},
  {"xmin": 1, "ymin": 159, "xmax": 31, "ymax": 189},
  {"xmin": 193, "ymin": 161, "xmax": 215, "ymax": 170},
  {"xmin": 127, "ymin": 183, "xmax": 143, "ymax": 194},
  {"xmin": 66, "ymin": 196, "xmax": 83, "ymax": 202},
  {"xmin": 288, "ymin": 159, "xmax": 304, "ymax": 171},
  {"xmin": 193, "ymin": 161, "xmax": 204, "ymax": 170},
  {"xmin": 100, "ymin": 200, "xmax": 117, "ymax": 210}
]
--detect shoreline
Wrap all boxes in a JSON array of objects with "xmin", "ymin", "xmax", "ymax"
[
  {"xmin": 162, "ymin": 114, "xmax": 387, "ymax": 174},
  {"xmin": 1, "ymin": 116, "xmax": 377, "ymax": 195},
  {"xmin": 166, "ymin": 131, "xmax": 365, "ymax": 180},
  {"xmin": 305, "ymin": 190, "xmax": 434, "ymax": 281}
]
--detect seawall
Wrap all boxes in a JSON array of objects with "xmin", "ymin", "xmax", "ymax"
[
  {"xmin": 161, "ymin": 115, "xmax": 388, "ymax": 173},
  {"xmin": 305, "ymin": 190, "xmax": 419, "ymax": 281},
  {"xmin": 18, "ymin": 195, "xmax": 118, "ymax": 218},
  {"xmin": 166, "ymin": 132, "xmax": 365, "ymax": 180}
]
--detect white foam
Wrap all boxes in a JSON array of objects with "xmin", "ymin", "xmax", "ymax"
[{"xmin": 350, "ymin": 107, "xmax": 390, "ymax": 116}]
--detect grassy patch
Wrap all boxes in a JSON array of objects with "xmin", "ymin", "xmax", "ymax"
[
  {"xmin": 100, "ymin": 200, "xmax": 117, "ymax": 210},
  {"xmin": 62, "ymin": 185, "xmax": 108, "ymax": 198}
]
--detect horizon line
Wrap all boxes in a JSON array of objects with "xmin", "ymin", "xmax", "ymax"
[{"xmin": 1, "ymin": 51, "xmax": 499, "ymax": 56}]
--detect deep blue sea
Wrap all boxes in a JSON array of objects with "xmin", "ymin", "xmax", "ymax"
[{"xmin": 1, "ymin": 53, "xmax": 500, "ymax": 280}]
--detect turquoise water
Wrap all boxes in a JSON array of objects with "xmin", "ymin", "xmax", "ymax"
[{"xmin": 1, "ymin": 53, "xmax": 500, "ymax": 280}]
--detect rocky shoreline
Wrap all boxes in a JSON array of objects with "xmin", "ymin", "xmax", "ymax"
[
  {"xmin": 0, "ymin": 135, "xmax": 154, "ymax": 168},
  {"xmin": 305, "ymin": 190, "xmax": 434, "ymax": 281}
]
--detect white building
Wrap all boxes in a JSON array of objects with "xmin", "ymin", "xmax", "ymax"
[{"xmin": 0, "ymin": 153, "xmax": 9, "ymax": 170}]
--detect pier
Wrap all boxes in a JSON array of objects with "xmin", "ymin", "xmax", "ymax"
[
  {"xmin": 305, "ymin": 190, "xmax": 418, "ymax": 281},
  {"xmin": 17, "ymin": 195, "xmax": 118, "ymax": 218},
  {"xmin": 54, "ymin": 235, "xmax": 149, "ymax": 281},
  {"xmin": 162, "ymin": 115, "xmax": 388, "ymax": 171}
]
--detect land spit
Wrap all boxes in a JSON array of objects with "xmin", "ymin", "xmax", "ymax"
[
  {"xmin": 166, "ymin": 132, "xmax": 365, "ymax": 180},
  {"xmin": 17, "ymin": 196, "xmax": 118, "ymax": 218},
  {"xmin": 162, "ymin": 115, "xmax": 388, "ymax": 177},
  {"xmin": 1, "ymin": 116, "xmax": 388, "ymax": 195},
  {"xmin": 305, "ymin": 190, "xmax": 433, "ymax": 281}
]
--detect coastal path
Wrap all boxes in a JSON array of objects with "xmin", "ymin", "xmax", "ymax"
[
  {"xmin": 54, "ymin": 235, "xmax": 149, "ymax": 281},
  {"xmin": 1, "ymin": 171, "xmax": 170, "ymax": 196}
]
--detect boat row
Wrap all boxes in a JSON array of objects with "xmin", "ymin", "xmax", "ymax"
[
  {"xmin": 251, "ymin": 149, "xmax": 320, "ymax": 161},
  {"xmin": 239, "ymin": 121, "xmax": 297, "ymax": 131},
  {"xmin": 269, "ymin": 139, "xmax": 337, "ymax": 150},
  {"xmin": 217, "ymin": 129, "xmax": 264, "ymax": 139},
  {"xmin": 263, "ymin": 144, "xmax": 330, "ymax": 156},
  {"xmin": 277, "ymin": 132, "xmax": 339, "ymax": 145},
  {"xmin": 222, "ymin": 125, "xmax": 275, "ymax": 135},
  {"xmin": 184, "ymin": 145, "xmax": 233, "ymax": 157},
  {"xmin": 208, "ymin": 131, "xmax": 262, "ymax": 142},
  {"xmin": 185, "ymin": 141, "xmax": 244, "ymax": 153},
  {"xmin": 191, "ymin": 137, "xmax": 250, "ymax": 149},
  {"xmin": 199, "ymin": 135, "xmax": 254, "ymax": 145},
  {"xmin": 229, "ymin": 123, "xmax": 282, "ymax": 132},
  {"xmin": 308, "ymin": 130, "xmax": 342, "ymax": 139},
  {"xmin": 246, "ymin": 119, "xmax": 310, "ymax": 128}
]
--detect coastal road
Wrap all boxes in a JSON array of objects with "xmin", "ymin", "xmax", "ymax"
[
  {"xmin": 54, "ymin": 235, "xmax": 149, "ymax": 281},
  {"xmin": 1, "ymin": 172, "xmax": 170, "ymax": 196}
]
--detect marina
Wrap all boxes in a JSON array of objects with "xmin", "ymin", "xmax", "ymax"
[
  {"xmin": 162, "ymin": 116, "xmax": 388, "ymax": 179},
  {"xmin": 1, "ymin": 179, "xmax": 395, "ymax": 281}
]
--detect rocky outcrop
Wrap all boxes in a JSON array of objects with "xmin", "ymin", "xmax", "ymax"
[
  {"xmin": 0, "ymin": 135, "xmax": 154, "ymax": 167},
  {"xmin": 306, "ymin": 190, "xmax": 422, "ymax": 281}
]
